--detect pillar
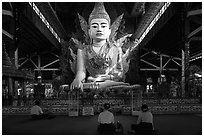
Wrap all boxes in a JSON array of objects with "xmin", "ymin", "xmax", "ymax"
[
  {"xmin": 181, "ymin": 50, "xmax": 185, "ymax": 97},
  {"xmin": 37, "ymin": 55, "xmax": 42, "ymax": 79},
  {"xmin": 159, "ymin": 55, "xmax": 163, "ymax": 76},
  {"xmin": 8, "ymin": 77, "xmax": 13, "ymax": 96},
  {"xmin": 181, "ymin": 4, "xmax": 190, "ymax": 97},
  {"xmin": 185, "ymin": 42, "xmax": 190, "ymax": 96},
  {"xmin": 184, "ymin": 12, "xmax": 190, "ymax": 97},
  {"xmin": 22, "ymin": 80, "xmax": 27, "ymax": 98},
  {"xmin": 14, "ymin": 80, "xmax": 19, "ymax": 99},
  {"xmin": 15, "ymin": 48, "xmax": 18, "ymax": 69},
  {"xmin": 8, "ymin": 77, "xmax": 13, "ymax": 105}
]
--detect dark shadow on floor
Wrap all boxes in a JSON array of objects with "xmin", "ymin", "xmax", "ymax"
[{"xmin": 2, "ymin": 114, "xmax": 202, "ymax": 135}]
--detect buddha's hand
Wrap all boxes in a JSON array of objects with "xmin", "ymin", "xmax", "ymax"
[
  {"xmin": 71, "ymin": 38, "xmax": 84, "ymax": 49},
  {"xmin": 70, "ymin": 79, "xmax": 83, "ymax": 92}
]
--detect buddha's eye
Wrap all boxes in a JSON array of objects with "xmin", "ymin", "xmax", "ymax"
[
  {"xmin": 102, "ymin": 25, "xmax": 107, "ymax": 28},
  {"xmin": 92, "ymin": 25, "xmax": 98, "ymax": 29}
]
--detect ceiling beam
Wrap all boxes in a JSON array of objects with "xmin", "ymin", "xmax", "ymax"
[
  {"xmin": 163, "ymin": 58, "xmax": 171, "ymax": 68},
  {"xmin": 190, "ymin": 52, "xmax": 202, "ymax": 60},
  {"xmin": 24, "ymin": 4, "xmax": 61, "ymax": 49},
  {"xmin": 34, "ymin": 68, "xmax": 60, "ymax": 71},
  {"xmin": 131, "ymin": 2, "xmax": 171, "ymax": 52},
  {"xmin": 140, "ymin": 68, "xmax": 178, "ymax": 71},
  {"xmin": 19, "ymin": 58, "xmax": 29, "ymax": 67},
  {"xmin": 35, "ymin": 2, "xmax": 69, "ymax": 40},
  {"xmin": 187, "ymin": 9, "xmax": 202, "ymax": 17},
  {"xmin": 189, "ymin": 36, "xmax": 202, "ymax": 42},
  {"xmin": 142, "ymin": 47, "xmax": 181, "ymax": 61},
  {"xmin": 2, "ymin": 29, "xmax": 13, "ymax": 39},
  {"xmin": 172, "ymin": 59, "xmax": 181, "ymax": 67},
  {"xmin": 141, "ymin": 59, "xmax": 160, "ymax": 69},
  {"xmin": 41, "ymin": 59, "xmax": 59, "ymax": 69},
  {"xmin": 187, "ymin": 26, "xmax": 202, "ymax": 39},
  {"xmin": 30, "ymin": 58, "xmax": 38, "ymax": 69},
  {"xmin": 2, "ymin": 9, "xmax": 13, "ymax": 16}
]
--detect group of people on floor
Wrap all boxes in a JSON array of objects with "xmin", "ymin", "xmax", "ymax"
[
  {"xmin": 30, "ymin": 99, "xmax": 154, "ymax": 135},
  {"xmin": 97, "ymin": 103, "xmax": 154, "ymax": 135}
]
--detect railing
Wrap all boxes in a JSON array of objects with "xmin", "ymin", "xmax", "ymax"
[{"xmin": 2, "ymin": 97, "xmax": 202, "ymax": 115}]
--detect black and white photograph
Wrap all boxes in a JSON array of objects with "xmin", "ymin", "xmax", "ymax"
[{"xmin": 2, "ymin": 1, "xmax": 202, "ymax": 135}]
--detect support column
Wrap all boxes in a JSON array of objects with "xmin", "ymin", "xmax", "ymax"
[
  {"xmin": 181, "ymin": 4, "xmax": 190, "ymax": 97},
  {"xmin": 52, "ymin": 70, "xmax": 56, "ymax": 79},
  {"xmin": 185, "ymin": 42, "xmax": 190, "ymax": 96},
  {"xmin": 184, "ymin": 9, "xmax": 190, "ymax": 97},
  {"xmin": 8, "ymin": 77, "xmax": 13, "ymax": 96},
  {"xmin": 23, "ymin": 80, "xmax": 27, "ymax": 98},
  {"xmin": 8, "ymin": 77, "xmax": 13, "ymax": 105},
  {"xmin": 181, "ymin": 50, "xmax": 185, "ymax": 97},
  {"xmin": 14, "ymin": 80, "xmax": 18, "ymax": 99},
  {"xmin": 15, "ymin": 48, "xmax": 18, "ymax": 69},
  {"xmin": 38, "ymin": 55, "xmax": 41, "ymax": 77},
  {"xmin": 159, "ymin": 55, "xmax": 163, "ymax": 75}
]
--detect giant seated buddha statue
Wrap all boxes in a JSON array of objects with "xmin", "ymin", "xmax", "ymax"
[{"xmin": 68, "ymin": 2, "xmax": 142, "ymax": 92}]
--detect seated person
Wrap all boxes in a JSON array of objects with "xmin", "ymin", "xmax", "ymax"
[
  {"xmin": 131, "ymin": 104, "xmax": 154, "ymax": 134},
  {"xmin": 115, "ymin": 121, "xmax": 124, "ymax": 134},
  {"xmin": 30, "ymin": 100, "xmax": 46, "ymax": 120},
  {"xmin": 70, "ymin": 2, "xmax": 124, "ymax": 92},
  {"xmin": 97, "ymin": 103, "xmax": 115, "ymax": 134},
  {"xmin": 30, "ymin": 100, "xmax": 55, "ymax": 120}
]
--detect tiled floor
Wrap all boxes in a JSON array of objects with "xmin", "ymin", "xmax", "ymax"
[{"xmin": 2, "ymin": 114, "xmax": 202, "ymax": 135}]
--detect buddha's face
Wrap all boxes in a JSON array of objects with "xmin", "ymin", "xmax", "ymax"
[{"xmin": 89, "ymin": 18, "xmax": 111, "ymax": 42}]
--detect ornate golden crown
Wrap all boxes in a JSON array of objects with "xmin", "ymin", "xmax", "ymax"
[
  {"xmin": 77, "ymin": 2, "xmax": 124, "ymax": 44},
  {"xmin": 88, "ymin": 2, "xmax": 110, "ymax": 25}
]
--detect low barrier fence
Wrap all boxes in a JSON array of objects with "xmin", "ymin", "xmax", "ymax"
[{"xmin": 2, "ymin": 97, "xmax": 202, "ymax": 115}]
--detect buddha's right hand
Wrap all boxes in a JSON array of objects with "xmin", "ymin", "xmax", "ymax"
[{"xmin": 70, "ymin": 79, "xmax": 83, "ymax": 92}]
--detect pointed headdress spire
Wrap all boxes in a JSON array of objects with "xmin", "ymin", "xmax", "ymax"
[{"xmin": 88, "ymin": 2, "xmax": 110, "ymax": 25}]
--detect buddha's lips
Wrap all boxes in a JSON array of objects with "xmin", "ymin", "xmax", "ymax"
[{"xmin": 96, "ymin": 33, "xmax": 103, "ymax": 36}]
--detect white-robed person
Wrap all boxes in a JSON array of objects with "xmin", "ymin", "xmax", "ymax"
[{"xmin": 97, "ymin": 103, "xmax": 115, "ymax": 134}]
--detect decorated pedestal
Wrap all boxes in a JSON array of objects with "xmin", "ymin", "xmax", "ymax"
[
  {"xmin": 82, "ymin": 106, "xmax": 94, "ymax": 116},
  {"xmin": 131, "ymin": 88, "xmax": 142, "ymax": 115},
  {"xmin": 2, "ymin": 83, "xmax": 202, "ymax": 115},
  {"xmin": 68, "ymin": 91, "xmax": 79, "ymax": 116}
]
